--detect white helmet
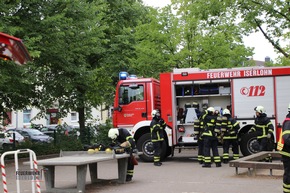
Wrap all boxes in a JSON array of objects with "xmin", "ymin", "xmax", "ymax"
[
  {"xmin": 254, "ymin": 106, "xmax": 266, "ymax": 114},
  {"xmin": 108, "ymin": 128, "xmax": 119, "ymax": 140},
  {"xmin": 223, "ymin": 109, "xmax": 231, "ymax": 115},
  {"xmin": 288, "ymin": 103, "xmax": 290, "ymax": 112},
  {"xmin": 207, "ymin": 107, "xmax": 215, "ymax": 113},
  {"xmin": 151, "ymin": 109, "xmax": 160, "ymax": 117}
]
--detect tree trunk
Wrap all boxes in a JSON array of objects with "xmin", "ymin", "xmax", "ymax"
[{"xmin": 78, "ymin": 106, "xmax": 86, "ymax": 143}]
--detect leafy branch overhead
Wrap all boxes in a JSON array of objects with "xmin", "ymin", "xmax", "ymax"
[{"xmin": 0, "ymin": 0, "xmax": 289, "ymax": 136}]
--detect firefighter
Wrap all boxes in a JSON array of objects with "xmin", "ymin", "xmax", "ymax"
[
  {"xmin": 150, "ymin": 109, "xmax": 166, "ymax": 166},
  {"xmin": 202, "ymin": 107, "xmax": 222, "ymax": 168},
  {"xmin": 221, "ymin": 109, "xmax": 240, "ymax": 163},
  {"xmin": 278, "ymin": 104, "xmax": 290, "ymax": 193},
  {"xmin": 194, "ymin": 109, "xmax": 208, "ymax": 164},
  {"xmin": 248, "ymin": 106, "xmax": 274, "ymax": 154},
  {"xmin": 108, "ymin": 128, "xmax": 136, "ymax": 182}
]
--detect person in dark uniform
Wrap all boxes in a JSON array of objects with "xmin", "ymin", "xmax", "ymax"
[
  {"xmin": 221, "ymin": 109, "xmax": 240, "ymax": 163},
  {"xmin": 150, "ymin": 109, "xmax": 166, "ymax": 166},
  {"xmin": 194, "ymin": 109, "xmax": 208, "ymax": 164},
  {"xmin": 108, "ymin": 128, "xmax": 136, "ymax": 181},
  {"xmin": 202, "ymin": 107, "xmax": 222, "ymax": 168},
  {"xmin": 278, "ymin": 104, "xmax": 290, "ymax": 193},
  {"xmin": 248, "ymin": 106, "xmax": 274, "ymax": 152}
]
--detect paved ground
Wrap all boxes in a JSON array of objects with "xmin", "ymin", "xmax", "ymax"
[{"xmin": 0, "ymin": 149, "xmax": 284, "ymax": 193}]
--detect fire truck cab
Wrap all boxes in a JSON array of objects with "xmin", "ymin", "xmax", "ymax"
[{"xmin": 113, "ymin": 67, "xmax": 290, "ymax": 162}]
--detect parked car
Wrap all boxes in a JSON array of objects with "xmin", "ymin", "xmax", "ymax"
[
  {"xmin": 7, "ymin": 128, "xmax": 53, "ymax": 143},
  {"xmin": 40, "ymin": 124, "xmax": 79, "ymax": 137},
  {"xmin": 5, "ymin": 130, "xmax": 25, "ymax": 144},
  {"xmin": 0, "ymin": 132, "xmax": 14, "ymax": 149}
]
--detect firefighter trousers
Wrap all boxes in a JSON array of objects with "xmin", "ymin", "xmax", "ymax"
[
  {"xmin": 127, "ymin": 157, "xmax": 134, "ymax": 178},
  {"xmin": 153, "ymin": 141, "xmax": 163, "ymax": 163},
  {"xmin": 203, "ymin": 136, "xmax": 221, "ymax": 164},
  {"xmin": 197, "ymin": 138, "xmax": 204, "ymax": 163},
  {"xmin": 258, "ymin": 137, "xmax": 271, "ymax": 161},
  {"xmin": 258, "ymin": 137, "xmax": 268, "ymax": 151},
  {"xmin": 282, "ymin": 155, "xmax": 290, "ymax": 193},
  {"xmin": 222, "ymin": 138, "xmax": 239, "ymax": 161}
]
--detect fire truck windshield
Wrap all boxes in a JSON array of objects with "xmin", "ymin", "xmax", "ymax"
[{"xmin": 119, "ymin": 85, "xmax": 144, "ymax": 105}]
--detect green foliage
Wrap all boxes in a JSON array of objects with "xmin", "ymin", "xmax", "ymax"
[{"xmin": 94, "ymin": 119, "xmax": 113, "ymax": 146}]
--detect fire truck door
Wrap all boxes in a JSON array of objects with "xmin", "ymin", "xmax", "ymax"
[{"xmin": 115, "ymin": 83, "xmax": 147, "ymax": 127}]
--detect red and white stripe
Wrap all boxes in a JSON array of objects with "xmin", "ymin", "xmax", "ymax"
[{"xmin": 1, "ymin": 163, "xmax": 8, "ymax": 193}]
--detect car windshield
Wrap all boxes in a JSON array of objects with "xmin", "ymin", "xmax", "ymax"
[{"xmin": 28, "ymin": 129, "xmax": 45, "ymax": 136}]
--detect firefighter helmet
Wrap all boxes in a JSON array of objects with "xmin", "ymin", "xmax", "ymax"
[
  {"xmin": 108, "ymin": 128, "xmax": 119, "ymax": 140},
  {"xmin": 207, "ymin": 107, "xmax": 215, "ymax": 113},
  {"xmin": 223, "ymin": 109, "xmax": 231, "ymax": 115},
  {"xmin": 202, "ymin": 103, "xmax": 208, "ymax": 109},
  {"xmin": 151, "ymin": 109, "xmax": 160, "ymax": 117},
  {"xmin": 288, "ymin": 103, "xmax": 290, "ymax": 112},
  {"xmin": 192, "ymin": 101, "xmax": 199, "ymax": 109},
  {"xmin": 254, "ymin": 106, "xmax": 266, "ymax": 114}
]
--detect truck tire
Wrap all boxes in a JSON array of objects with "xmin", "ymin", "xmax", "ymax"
[
  {"xmin": 137, "ymin": 133, "xmax": 167, "ymax": 162},
  {"xmin": 240, "ymin": 132, "xmax": 260, "ymax": 156}
]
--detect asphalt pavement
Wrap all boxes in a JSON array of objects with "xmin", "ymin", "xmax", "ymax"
[{"xmin": 0, "ymin": 149, "xmax": 283, "ymax": 193}]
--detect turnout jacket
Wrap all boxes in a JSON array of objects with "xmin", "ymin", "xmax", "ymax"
[
  {"xmin": 280, "ymin": 113, "xmax": 290, "ymax": 157},
  {"xmin": 150, "ymin": 117, "xmax": 166, "ymax": 142},
  {"xmin": 202, "ymin": 114, "xmax": 219, "ymax": 137},
  {"xmin": 116, "ymin": 128, "xmax": 136, "ymax": 148},
  {"xmin": 250, "ymin": 113, "xmax": 274, "ymax": 139},
  {"xmin": 194, "ymin": 110, "xmax": 208, "ymax": 139},
  {"xmin": 221, "ymin": 115, "xmax": 240, "ymax": 139}
]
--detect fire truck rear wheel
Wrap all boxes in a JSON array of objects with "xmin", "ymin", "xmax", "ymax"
[
  {"xmin": 137, "ymin": 133, "xmax": 167, "ymax": 162},
  {"xmin": 240, "ymin": 132, "xmax": 260, "ymax": 156}
]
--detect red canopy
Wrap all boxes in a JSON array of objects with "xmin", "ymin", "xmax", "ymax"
[{"xmin": 0, "ymin": 32, "xmax": 31, "ymax": 65}]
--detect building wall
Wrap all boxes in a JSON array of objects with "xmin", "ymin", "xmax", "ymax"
[{"xmin": 6, "ymin": 106, "xmax": 110, "ymax": 129}]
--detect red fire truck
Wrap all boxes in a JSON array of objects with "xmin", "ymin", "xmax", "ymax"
[
  {"xmin": 0, "ymin": 32, "xmax": 31, "ymax": 64},
  {"xmin": 113, "ymin": 66, "xmax": 290, "ymax": 162}
]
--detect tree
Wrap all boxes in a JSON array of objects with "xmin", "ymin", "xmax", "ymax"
[
  {"xmin": 0, "ymin": 0, "xmax": 148, "ymax": 142},
  {"xmin": 0, "ymin": 60, "xmax": 37, "ymax": 125},
  {"xmin": 0, "ymin": 0, "xmax": 113, "ymax": 140},
  {"xmin": 234, "ymin": 0, "xmax": 290, "ymax": 60},
  {"xmin": 132, "ymin": 6, "xmax": 180, "ymax": 78},
  {"xmin": 132, "ymin": 0, "xmax": 254, "ymax": 77}
]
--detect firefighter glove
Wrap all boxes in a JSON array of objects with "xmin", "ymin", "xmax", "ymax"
[{"xmin": 120, "ymin": 141, "xmax": 130, "ymax": 148}]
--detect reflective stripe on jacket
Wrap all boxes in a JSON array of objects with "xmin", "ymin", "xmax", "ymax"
[
  {"xmin": 280, "ymin": 115, "xmax": 290, "ymax": 157},
  {"xmin": 150, "ymin": 118, "xmax": 165, "ymax": 142}
]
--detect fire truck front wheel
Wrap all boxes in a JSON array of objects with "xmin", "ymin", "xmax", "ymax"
[{"xmin": 137, "ymin": 133, "xmax": 167, "ymax": 162}]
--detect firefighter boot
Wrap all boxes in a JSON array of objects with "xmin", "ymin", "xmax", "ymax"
[
  {"xmin": 223, "ymin": 159, "xmax": 229, "ymax": 164},
  {"xmin": 202, "ymin": 163, "xmax": 211, "ymax": 168},
  {"xmin": 216, "ymin": 162, "xmax": 222, "ymax": 167},
  {"xmin": 126, "ymin": 175, "xmax": 132, "ymax": 182},
  {"xmin": 154, "ymin": 162, "xmax": 162, "ymax": 166}
]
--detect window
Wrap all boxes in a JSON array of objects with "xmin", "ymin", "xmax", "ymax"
[
  {"xmin": 23, "ymin": 109, "xmax": 31, "ymax": 124},
  {"xmin": 71, "ymin": 112, "xmax": 78, "ymax": 121},
  {"xmin": 119, "ymin": 85, "xmax": 144, "ymax": 105}
]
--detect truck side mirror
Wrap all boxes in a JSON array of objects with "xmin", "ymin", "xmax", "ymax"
[{"xmin": 113, "ymin": 106, "xmax": 122, "ymax": 112}]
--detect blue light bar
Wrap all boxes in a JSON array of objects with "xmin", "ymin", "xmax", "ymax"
[
  {"xmin": 119, "ymin": 71, "xmax": 129, "ymax": 80},
  {"xmin": 129, "ymin": 74, "xmax": 137, "ymax": 79}
]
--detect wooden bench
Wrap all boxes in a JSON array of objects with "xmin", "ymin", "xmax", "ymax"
[{"xmin": 229, "ymin": 151, "xmax": 283, "ymax": 176}]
